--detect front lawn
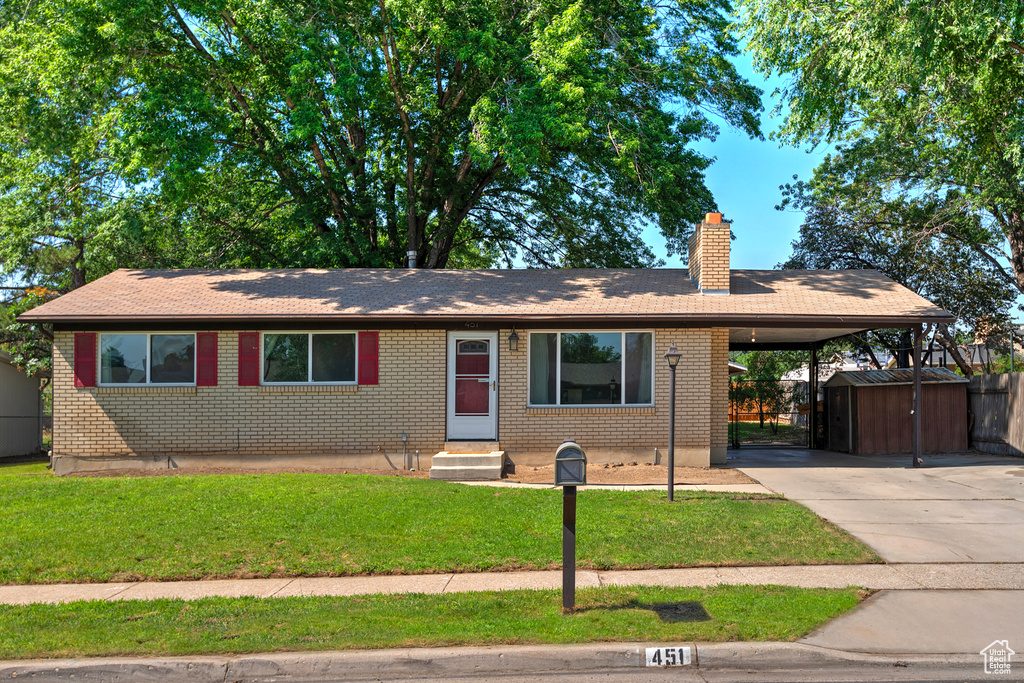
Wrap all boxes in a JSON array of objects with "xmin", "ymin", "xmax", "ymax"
[
  {"xmin": 0, "ymin": 461, "xmax": 48, "ymax": 476},
  {"xmin": 729, "ymin": 421, "xmax": 806, "ymax": 444},
  {"xmin": 0, "ymin": 585, "xmax": 864, "ymax": 659},
  {"xmin": 0, "ymin": 473, "xmax": 878, "ymax": 584}
]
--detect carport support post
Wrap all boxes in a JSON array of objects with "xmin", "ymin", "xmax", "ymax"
[{"xmin": 913, "ymin": 328, "xmax": 923, "ymax": 467}]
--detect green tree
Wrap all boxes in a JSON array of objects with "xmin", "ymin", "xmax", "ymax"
[
  {"xmin": 731, "ymin": 350, "xmax": 804, "ymax": 432},
  {"xmin": 2, "ymin": 0, "xmax": 761, "ymax": 277},
  {"xmin": 779, "ymin": 170, "xmax": 1019, "ymax": 376},
  {"xmin": 742, "ymin": 0, "xmax": 1024, "ymax": 296},
  {"xmin": 0, "ymin": 288, "xmax": 56, "ymax": 378}
]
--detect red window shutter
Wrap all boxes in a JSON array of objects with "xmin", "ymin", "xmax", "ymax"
[
  {"xmin": 238, "ymin": 332, "xmax": 260, "ymax": 386},
  {"xmin": 196, "ymin": 333, "xmax": 218, "ymax": 386},
  {"xmin": 358, "ymin": 331, "xmax": 379, "ymax": 385},
  {"xmin": 73, "ymin": 333, "xmax": 97, "ymax": 388}
]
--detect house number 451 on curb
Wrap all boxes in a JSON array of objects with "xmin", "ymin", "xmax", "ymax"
[{"xmin": 645, "ymin": 646, "xmax": 692, "ymax": 667}]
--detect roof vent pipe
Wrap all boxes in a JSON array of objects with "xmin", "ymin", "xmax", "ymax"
[{"xmin": 407, "ymin": 250, "xmax": 417, "ymax": 268}]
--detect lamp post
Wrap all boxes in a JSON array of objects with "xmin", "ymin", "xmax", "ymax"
[{"xmin": 664, "ymin": 342, "xmax": 682, "ymax": 501}]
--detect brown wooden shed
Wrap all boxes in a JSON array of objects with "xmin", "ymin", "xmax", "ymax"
[{"xmin": 823, "ymin": 368, "xmax": 969, "ymax": 454}]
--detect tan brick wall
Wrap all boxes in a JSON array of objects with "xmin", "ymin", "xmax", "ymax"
[
  {"xmin": 54, "ymin": 325, "xmax": 731, "ymax": 471},
  {"xmin": 687, "ymin": 221, "xmax": 730, "ymax": 293},
  {"xmin": 709, "ymin": 328, "xmax": 730, "ymax": 463},
  {"xmin": 53, "ymin": 330, "xmax": 447, "ymax": 466}
]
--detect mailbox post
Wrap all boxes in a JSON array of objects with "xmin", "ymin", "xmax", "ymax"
[{"xmin": 554, "ymin": 441, "xmax": 586, "ymax": 613}]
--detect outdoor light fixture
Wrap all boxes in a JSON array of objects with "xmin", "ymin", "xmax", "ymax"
[
  {"xmin": 663, "ymin": 343, "xmax": 682, "ymax": 368},
  {"xmin": 751, "ymin": 328, "xmax": 756, "ymax": 343},
  {"xmin": 663, "ymin": 343, "xmax": 682, "ymax": 501},
  {"xmin": 508, "ymin": 328, "xmax": 519, "ymax": 351}
]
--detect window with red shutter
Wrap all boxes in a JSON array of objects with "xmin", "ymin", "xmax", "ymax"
[
  {"xmin": 196, "ymin": 333, "xmax": 218, "ymax": 386},
  {"xmin": 358, "ymin": 331, "xmax": 379, "ymax": 385},
  {"xmin": 238, "ymin": 332, "xmax": 260, "ymax": 386},
  {"xmin": 74, "ymin": 333, "xmax": 97, "ymax": 387}
]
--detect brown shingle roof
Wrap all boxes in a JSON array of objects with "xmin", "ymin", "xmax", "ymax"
[{"xmin": 19, "ymin": 268, "xmax": 953, "ymax": 326}]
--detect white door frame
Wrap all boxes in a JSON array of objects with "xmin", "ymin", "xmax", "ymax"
[{"xmin": 446, "ymin": 331, "xmax": 498, "ymax": 441}]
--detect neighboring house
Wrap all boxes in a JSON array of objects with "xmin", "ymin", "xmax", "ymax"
[
  {"xmin": 20, "ymin": 214, "xmax": 954, "ymax": 475},
  {"xmin": 0, "ymin": 351, "xmax": 44, "ymax": 459}
]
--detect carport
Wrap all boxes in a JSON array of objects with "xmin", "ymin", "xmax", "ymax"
[{"xmin": 726, "ymin": 301, "xmax": 954, "ymax": 465}]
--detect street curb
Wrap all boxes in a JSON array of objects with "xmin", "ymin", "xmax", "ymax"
[
  {"xmin": 0, "ymin": 642, "xmax": 983, "ymax": 681},
  {"xmin": 697, "ymin": 642, "xmax": 980, "ymax": 670}
]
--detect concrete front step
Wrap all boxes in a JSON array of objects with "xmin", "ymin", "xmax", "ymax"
[
  {"xmin": 443, "ymin": 441, "xmax": 500, "ymax": 452},
  {"xmin": 430, "ymin": 451, "xmax": 505, "ymax": 481}
]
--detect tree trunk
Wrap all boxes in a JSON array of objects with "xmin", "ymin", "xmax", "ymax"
[
  {"xmin": 70, "ymin": 239, "xmax": 87, "ymax": 290},
  {"xmin": 932, "ymin": 324, "xmax": 973, "ymax": 377},
  {"xmin": 1008, "ymin": 208, "xmax": 1024, "ymax": 296},
  {"xmin": 898, "ymin": 329, "xmax": 913, "ymax": 368}
]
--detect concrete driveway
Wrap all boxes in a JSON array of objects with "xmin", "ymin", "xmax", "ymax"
[
  {"xmin": 733, "ymin": 448, "xmax": 1024, "ymax": 657},
  {"xmin": 732, "ymin": 448, "xmax": 1024, "ymax": 563}
]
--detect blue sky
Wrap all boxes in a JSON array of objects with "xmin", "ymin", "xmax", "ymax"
[
  {"xmin": 642, "ymin": 56, "xmax": 830, "ymax": 270},
  {"xmin": 659, "ymin": 53, "xmax": 1023, "ymax": 319}
]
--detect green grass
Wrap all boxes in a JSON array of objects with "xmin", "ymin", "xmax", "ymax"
[
  {"xmin": 0, "ymin": 473, "xmax": 877, "ymax": 584},
  {"xmin": 729, "ymin": 421, "xmax": 806, "ymax": 442},
  {"xmin": 0, "ymin": 586, "xmax": 865, "ymax": 659},
  {"xmin": 0, "ymin": 461, "xmax": 48, "ymax": 476}
]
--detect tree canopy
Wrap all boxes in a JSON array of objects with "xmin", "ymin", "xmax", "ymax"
[
  {"xmin": 742, "ymin": 0, "xmax": 1024, "ymax": 297},
  {"xmin": 1, "ymin": 0, "xmax": 761, "ymax": 282},
  {"xmin": 778, "ymin": 166, "xmax": 1019, "ymax": 375},
  {"xmin": 0, "ymin": 0, "xmax": 762, "ymax": 374}
]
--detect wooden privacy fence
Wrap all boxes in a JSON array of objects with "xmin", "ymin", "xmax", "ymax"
[{"xmin": 968, "ymin": 374, "xmax": 1024, "ymax": 457}]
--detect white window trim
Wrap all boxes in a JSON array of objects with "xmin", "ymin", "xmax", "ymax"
[
  {"xmin": 97, "ymin": 332, "xmax": 198, "ymax": 387},
  {"xmin": 526, "ymin": 330, "xmax": 656, "ymax": 408},
  {"xmin": 260, "ymin": 331, "xmax": 359, "ymax": 386}
]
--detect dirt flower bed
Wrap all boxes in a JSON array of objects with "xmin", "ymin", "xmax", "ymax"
[
  {"xmin": 71, "ymin": 466, "xmax": 432, "ymax": 479},
  {"xmin": 70, "ymin": 461, "xmax": 754, "ymax": 485}
]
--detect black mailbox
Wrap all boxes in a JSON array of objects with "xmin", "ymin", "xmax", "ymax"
[{"xmin": 555, "ymin": 440, "xmax": 587, "ymax": 486}]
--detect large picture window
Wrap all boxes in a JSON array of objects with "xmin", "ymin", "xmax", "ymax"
[
  {"xmin": 262, "ymin": 332, "xmax": 356, "ymax": 384},
  {"xmin": 100, "ymin": 333, "xmax": 196, "ymax": 385},
  {"xmin": 529, "ymin": 331, "xmax": 653, "ymax": 406}
]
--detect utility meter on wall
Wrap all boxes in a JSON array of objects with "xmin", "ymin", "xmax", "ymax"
[{"xmin": 554, "ymin": 440, "xmax": 587, "ymax": 487}]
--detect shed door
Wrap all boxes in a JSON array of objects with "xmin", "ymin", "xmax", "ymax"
[{"xmin": 828, "ymin": 387, "xmax": 851, "ymax": 453}]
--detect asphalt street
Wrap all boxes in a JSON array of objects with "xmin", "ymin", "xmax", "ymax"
[{"xmin": 314, "ymin": 664, "xmax": 1001, "ymax": 683}]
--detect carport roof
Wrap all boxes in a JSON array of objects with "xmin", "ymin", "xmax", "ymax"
[{"xmin": 20, "ymin": 267, "xmax": 952, "ymax": 339}]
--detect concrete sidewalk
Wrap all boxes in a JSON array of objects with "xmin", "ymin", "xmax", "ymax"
[{"xmin": 1, "ymin": 562, "xmax": 1022, "ymax": 606}]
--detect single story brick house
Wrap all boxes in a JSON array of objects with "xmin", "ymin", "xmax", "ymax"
[{"xmin": 21, "ymin": 214, "xmax": 953, "ymax": 475}]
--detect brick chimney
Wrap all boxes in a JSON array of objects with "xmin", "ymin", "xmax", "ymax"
[{"xmin": 687, "ymin": 212, "xmax": 730, "ymax": 295}]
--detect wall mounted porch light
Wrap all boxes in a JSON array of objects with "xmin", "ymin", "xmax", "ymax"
[{"xmin": 508, "ymin": 328, "xmax": 520, "ymax": 352}]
